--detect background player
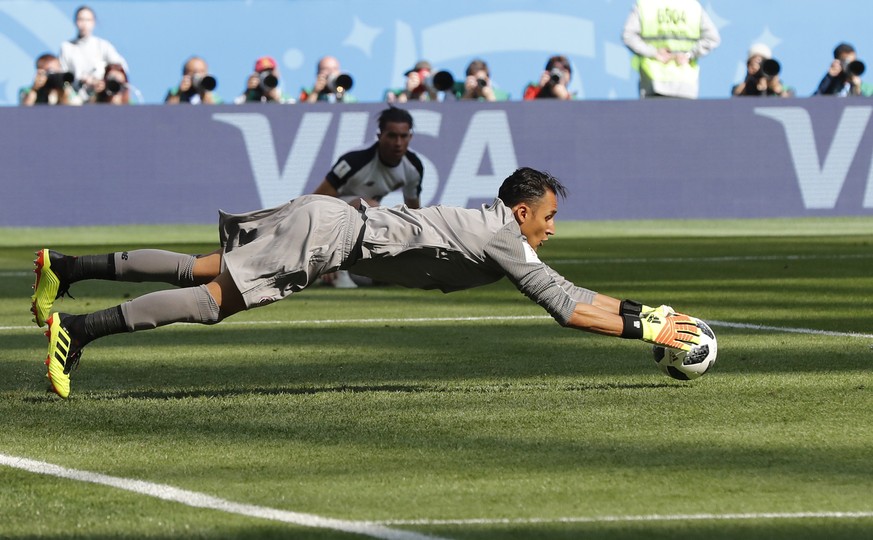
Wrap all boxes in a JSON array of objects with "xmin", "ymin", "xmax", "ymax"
[{"xmin": 313, "ymin": 106, "xmax": 423, "ymax": 287}]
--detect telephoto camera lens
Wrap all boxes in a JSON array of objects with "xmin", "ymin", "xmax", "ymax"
[
  {"xmin": 847, "ymin": 60, "xmax": 866, "ymax": 77},
  {"xmin": 431, "ymin": 70, "xmax": 455, "ymax": 91},
  {"xmin": 105, "ymin": 79, "xmax": 123, "ymax": 96},
  {"xmin": 760, "ymin": 59, "xmax": 781, "ymax": 78},
  {"xmin": 328, "ymin": 73, "xmax": 354, "ymax": 92},
  {"xmin": 194, "ymin": 74, "xmax": 217, "ymax": 92},
  {"xmin": 259, "ymin": 71, "xmax": 279, "ymax": 91}
]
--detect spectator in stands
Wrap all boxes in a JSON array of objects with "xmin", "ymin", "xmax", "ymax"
[
  {"xmin": 523, "ymin": 55, "xmax": 574, "ymax": 100},
  {"xmin": 731, "ymin": 44, "xmax": 793, "ymax": 98},
  {"xmin": 385, "ymin": 60, "xmax": 450, "ymax": 103},
  {"xmin": 19, "ymin": 53, "xmax": 81, "ymax": 106},
  {"xmin": 455, "ymin": 59, "xmax": 509, "ymax": 101},
  {"xmin": 234, "ymin": 56, "xmax": 294, "ymax": 104},
  {"xmin": 621, "ymin": 0, "xmax": 720, "ymax": 99},
  {"xmin": 59, "ymin": 5, "xmax": 128, "ymax": 102},
  {"xmin": 814, "ymin": 43, "xmax": 872, "ymax": 97},
  {"xmin": 89, "ymin": 63, "xmax": 133, "ymax": 105},
  {"xmin": 165, "ymin": 56, "xmax": 221, "ymax": 104},
  {"xmin": 313, "ymin": 106, "xmax": 423, "ymax": 288},
  {"xmin": 300, "ymin": 56, "xmax": 356, "ymax": 103}
]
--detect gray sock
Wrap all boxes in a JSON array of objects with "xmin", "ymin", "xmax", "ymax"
[
  {"xmin": 120, "ymin": 285, "xmax": 220, "ymax": 332},
  {"xmin": 114, "ymin": 249, "xmax": 197, "ymax": 286}
]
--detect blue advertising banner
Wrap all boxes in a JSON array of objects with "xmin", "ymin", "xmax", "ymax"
[{"xmin": 2, "ymin": 99, "xmax": 872, "ymax": 226}]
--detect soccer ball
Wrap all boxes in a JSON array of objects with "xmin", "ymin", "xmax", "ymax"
[{"xmin": 652, "ymin": 318, "xmax": 718, "ymax": 380}]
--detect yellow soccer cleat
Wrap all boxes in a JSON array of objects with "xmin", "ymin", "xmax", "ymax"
[
  {"xmin": 30, "ymin": 249, "xmax": 72, "ymax": 327},
  {"xmin": 44, "ymin": 314, "xmax": 82, "ymax": 399}
]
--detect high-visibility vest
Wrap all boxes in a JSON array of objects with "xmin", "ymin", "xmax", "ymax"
[{"xmin": 635, "ymin": 0, "xmax": 701, "ymax": 85}]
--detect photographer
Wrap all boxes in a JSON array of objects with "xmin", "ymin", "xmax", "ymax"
[
  {"xmin": 19, "ymin": 53, "xmax": 80, "ymax": 106},
  {"xmin": 455, "ymin": 59, "xmax": 509, "ymax": 101},
  {"xmin": 731, "ymin": 44, "xmax": 792, "ymax": 98},
  {"xmin": 387, "ymin": 60, "xmax": 438, "ymax": 103},
  {"xmin": 814, "ymin": 42, "xmax": 871, "ymax": 97},
  {"xmin": 89, "ymin": 63, "xmax": 133, "ymax": 105},
  {"xmin": 523, "ymin": 55, "xmax": 574, "ymax": 100},
  {"xmin": 300, "ymin": 55, "xmax": 356, "ymax": 103},
  {"xmin": 235, "ymin": 56, "xmax": 294, "ymax": 104},
  {"xmin": 165, "ymin": 56, "xmax": 221, "ymax": 104}
]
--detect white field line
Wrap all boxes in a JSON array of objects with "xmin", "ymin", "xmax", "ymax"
[
  {"xmin": 1, "ymin": 315, "xmax": 872, "ymax": 339},
  {"xmin": 372, "ymin": 511, "xmax": 873, "ymax": 526},
  {"xmin": 0, "ymin": 453, "xmax": 446, "ymax": 540},
  {"xmin": 2, "ymin": 453, "xmax": 870, "ymax": 534}
]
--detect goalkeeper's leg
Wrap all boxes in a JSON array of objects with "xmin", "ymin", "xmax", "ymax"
[
  {"xmin": 43, "ymin": 271, "xmax": 243, "ymax": 398},
  {"xmin": 31, "ymin": 248, "xmax": 223, "ymax": 326}
]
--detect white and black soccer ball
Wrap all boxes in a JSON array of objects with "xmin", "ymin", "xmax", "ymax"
[{"xmin": 652, "ymin": 318, "xmax": 717, "ymax": 380}]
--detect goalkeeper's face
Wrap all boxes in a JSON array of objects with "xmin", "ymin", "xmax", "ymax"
[{"xmin": 516, "ymin": 190, "xmax": 558, "ymax": 251}]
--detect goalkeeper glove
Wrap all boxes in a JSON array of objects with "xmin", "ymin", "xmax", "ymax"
[
  {"xmin": 621, "ymin": 311, "xmax": 701, "ymax": 351},
  {"xmin": 643, "ymin": 304, "xmax": 676, "ymax": 317},
  {"xmin": 642, "ymin": 312, "xmax": 700, "ymax": 351}
]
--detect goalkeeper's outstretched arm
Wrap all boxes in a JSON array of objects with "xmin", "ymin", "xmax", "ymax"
[{"xmin": 565, "ymin": 294, "xmax": 701, "ymax": 351}]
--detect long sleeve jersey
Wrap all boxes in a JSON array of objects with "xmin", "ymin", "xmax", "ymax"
[{"xmin": 349, "ymin": 199, "xmax": 596, "ymax": 325}]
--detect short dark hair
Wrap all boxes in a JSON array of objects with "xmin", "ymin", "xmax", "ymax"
[
  {"xmin": 834, "ymin": 42, "xmax": 856, "ymax": 59},
  {"xmin": 378, "ymin": 107, "xmax": 413, "ymax": 132},
  {"xmin": 498, "ymin": 167, "xmax": 567, "ymax": 207},
  {"xmin": 35, "ymin": 53, "xmax": 58, "ymax": 70}
]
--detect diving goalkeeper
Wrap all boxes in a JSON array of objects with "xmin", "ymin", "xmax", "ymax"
[{"xmin": 31, "ymin": 167, "xmax": 700, "ymax": 398}]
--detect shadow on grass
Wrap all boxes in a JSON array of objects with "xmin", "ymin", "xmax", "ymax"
[{"xmin": 18, "ymin": 380, "xmax": 676, "ymax": 403}]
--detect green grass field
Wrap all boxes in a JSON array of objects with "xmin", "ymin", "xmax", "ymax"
[{"xmin": 1, "ymin": 219, "xmax": 871, "ymax": 539}]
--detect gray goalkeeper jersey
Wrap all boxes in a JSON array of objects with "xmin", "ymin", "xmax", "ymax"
[
  {"xmin": 220, "ymin": 195, "xmax": 595, "ymax": 324},
  {"xmin": 349, "ymin": 198, "xmax": 596, "ymax": 325}
]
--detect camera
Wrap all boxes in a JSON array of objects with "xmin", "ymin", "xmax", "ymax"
[
  {"xmin": 741, "ymin": 58, "xmax": 781, "ymax": 96},
  {"xmin": 259, "ymin": 70, "xmax": 279, "ymax": 91},
  {"xmin": 104, "ymin": 78, "xmax": 125, "ymax": 96},
  {"xmin": 748, "ymin": 58, "xmax": 780, "ymax": 82},
  {"xmin": 45, "ymin": 71, "xmax": 74, "ymax": 90},
  {"xmin": 430, "ymin": 70, "xmax": 455, "ymax": 92},
  {"xmin": 328, "ymin": 73, "xmax": 354, "ymax": 93},
  {"xmin": 843, "ymin": 59, "xmax": 866, "ymax": 77},
  {"xmin": 413, "ymin": 70, "xmax": 455, "ymax": 94},
  {"xmin": 476, "ymin": 78, "xmax": 488, "ymax": 88},
  {"xmin": 192, "ymin": 73, "xmax": 217, "ymax": 92},
  {"xmin": 548, "ymin": 68, "xmax": 564, "ymax": 85},
  {"xmin": 760, "ymin": 58, "xmax": 781, "ymax": 78}
]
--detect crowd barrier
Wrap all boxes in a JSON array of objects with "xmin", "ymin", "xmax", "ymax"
[{"xmin": 2, "ymin": 98, "xmax": 872, "ymax": 227}]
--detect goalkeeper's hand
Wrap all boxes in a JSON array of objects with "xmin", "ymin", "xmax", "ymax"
[
  {"xmin": 640, "ymin": 312, "xmax": 701, "ymax": 351},
  {"xmin": 641, "ymin": 304, "xmax": 675, "ymax": 317}
]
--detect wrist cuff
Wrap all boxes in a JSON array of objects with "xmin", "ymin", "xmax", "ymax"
[
  {"xmin": 620, "ymin": 299, "xmax": 644, "ymax": 316},
  {"xmin": 621, "ymin": 315, "xmax": 644, "ymax": 339}
]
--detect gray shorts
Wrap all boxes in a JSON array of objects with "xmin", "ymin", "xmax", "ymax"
[{"xmin": 218, "ymin": 195, "xmax": 363, "ymax": 308}]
